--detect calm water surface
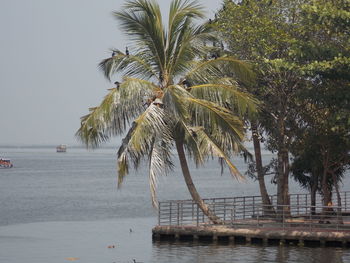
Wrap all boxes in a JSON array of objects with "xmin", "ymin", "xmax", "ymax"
[{"xmin": 0, "ymin": 147, "xmax": 349, "ymax": 263}]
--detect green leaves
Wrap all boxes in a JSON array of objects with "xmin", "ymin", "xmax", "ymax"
[
  {"xmin": 116, "ymin": 103, "xmax": 173, "ymax": 188},
  {"xmin": 76, "ymin": 78, "xmax": 156, "ymax": 148}
]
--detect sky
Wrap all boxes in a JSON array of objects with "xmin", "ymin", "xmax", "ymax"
[{"xmin": 0, "ymin": 0, "xmax": 223, "ymax": 146}]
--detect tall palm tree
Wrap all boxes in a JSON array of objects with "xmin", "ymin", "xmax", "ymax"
[{"xmin": 76, "ymin": 0, "xmax": 257, "ymax": 224}]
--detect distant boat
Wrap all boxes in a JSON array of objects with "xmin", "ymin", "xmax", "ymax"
[
  {"xmin": 0, "ymin": 158, "xmax": 13, "ymax": 168},
  {"xmin": 56, "ymin": 144, "xmax": 67, "ymax": 152}
]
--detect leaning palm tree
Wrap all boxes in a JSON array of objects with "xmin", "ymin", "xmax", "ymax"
[{"xmin": 76, "ymin": 0, "xmax": 257, "ymax": 224}]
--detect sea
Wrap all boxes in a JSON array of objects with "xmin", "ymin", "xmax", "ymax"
[{"xmin": 0, "ymin": 146, "xmax": 349, "ymax": 263}]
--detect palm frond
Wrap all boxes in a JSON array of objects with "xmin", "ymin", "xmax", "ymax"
[
  {"xmin": 189, "ymin": 82, "xmax": 259, "ymax": 116},
  {"xmin": 181, "ymin": 121, "xmax": 205, "ymax": 166},
  {"xmin": 99, "ymin": 51, "xmax": 158, "ymax": 80},
  {"xmin": 116, "ymin": 103, "xmax": 172, "ymax": 187},
  {"xmin": 185, "ymin": 57, "xmax": 255, "ymax": 85},
  {"xmin": 162, "ymin": 85, "xmax": 190, "ymax": 121},
  {"xmin": 186, "ymin": 97, "xmax": 244, "ymax": 140},
  {"xmin": 166, "ymin": 1, "xmax": 207, "ymax": 76},
  {"xmin": 191, "ymin": 127, "xmax": 245, "ymax": 181},
  {"xmin": 76, "ymin": 88, "xmax": 120, "ymax": 148},
  {"xmin": 149, "ymin": 136, "xmax": 174, "ymax": 207},
  {"xmin": 76, "ymin": 78, "xmax": 156, "ymax": 148},
  {"xmin": 114, "ymin": 0, "xmax": 166, "ymax": 74}
]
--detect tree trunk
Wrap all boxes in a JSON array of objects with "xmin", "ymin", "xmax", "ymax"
[
  {"xmin": 282, "ymin": 150, "xmax": 290, "ymax": 214},
  {"xmin": 276, "ymin": 115, "xmax": 290, "ymax": 218},
  {"xmin": 320, "ymin": 169, "xmax": 333, "ymax": 223},
  {"xmin": 175, "ymin": 139, "xmax": 222, "ymax": 224},
  {"xmin": 321, "ymin": 148, "xmax": 332, "ymax": 207},
  {"xmin": 251, "ymin": 121, "xmax": 274, "ymax": 216},
  {"xmin": 321, "ymin": 174, "xmax": 332, "ymax": 206},
  {"xmin": 310, "ymin": 180, "xmax": 317, "ymax": 215},
  {"xmin": 276, "ymin": 151, "xmax": 285, "ymax": 219},
  {"xmin": 332, "ymin": 173, "xmax": 343, "ymax": 224}
]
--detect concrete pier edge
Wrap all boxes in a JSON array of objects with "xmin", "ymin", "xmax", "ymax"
[{"xmin": 152, "ymin": 225, "xmax": 350, "ymax": 247}]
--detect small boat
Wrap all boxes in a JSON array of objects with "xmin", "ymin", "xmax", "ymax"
[
  {"xmin": 0, "ymin": 158, "xmax": 13, "ymax": 168},
  {"xmin": 56, "ymin": 144, "xmax": 67, "ymax": 152}
]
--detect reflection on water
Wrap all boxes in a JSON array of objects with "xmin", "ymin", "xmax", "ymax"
[
  {"xmin": 152, "ymin": 240, "xmax": 348, "ymax": 263},
  {"xmin": 1, "ymin": 218, "xmax": 349, "ymax": 263}
]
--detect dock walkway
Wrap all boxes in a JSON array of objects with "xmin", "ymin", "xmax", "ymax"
[{"xmin": 152, "ymin": 192, "xmax": 350, "ymax": 247}]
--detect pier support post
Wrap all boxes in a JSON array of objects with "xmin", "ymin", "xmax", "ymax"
[
  {"xmin": 263, "ymin": 238, "xmax": 268, "ymax": 246},
  {"xmin": 175, "ymin": 234, "xmax": 180, "ymax": 240},
  {"xmin": 298, "ymin": 239, "xmax": 304, "ymax": 247},
  {"xmin": 193, "ymin": 235, "xmax": 198, "ymax": 241},
  {"xmin": 213, "ymin": 235, "xmax": 218, "ymax": 242},
  {"xmin": 320, "ymin": 239, "xmax": 326, "ymax": 247},
  {"xmin": 246, "ymin": 237, "xmax": 251, "ymax": 244},
  {"xmin": 229, "ymin": 236, "xmax": 235, "ymax": 244},
  {"xmin": 279, "ymin": 239, "xmax": 285, "ymax": 246}
]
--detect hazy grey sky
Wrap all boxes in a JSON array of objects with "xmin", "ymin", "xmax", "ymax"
[{"xmin": 0, "ymin": 0, "xmax": 222, "ymax": 146}]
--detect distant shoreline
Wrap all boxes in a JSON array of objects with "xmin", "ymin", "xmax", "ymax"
[{"xmin": 0, "ymin": 144, "xmax": 118, "ymax": 149}]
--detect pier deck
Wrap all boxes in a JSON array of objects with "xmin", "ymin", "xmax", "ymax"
[{"xmin": 153, "ymin": 192, "xmax": 350, "ymax": 247}]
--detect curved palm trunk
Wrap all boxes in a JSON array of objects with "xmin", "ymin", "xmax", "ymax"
[{"xmin": 175, "ymin": 139, "xmax": 222, "ymax": 224}]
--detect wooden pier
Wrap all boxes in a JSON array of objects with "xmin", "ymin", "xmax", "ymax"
[{"xmin": 152, "ymin": 192, "xmax": 350, "ymax": 247}]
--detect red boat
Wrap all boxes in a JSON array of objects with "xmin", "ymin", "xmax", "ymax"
[{"xmin": 0, "ymin": 158, "xmax": 13, "ymax": 168}]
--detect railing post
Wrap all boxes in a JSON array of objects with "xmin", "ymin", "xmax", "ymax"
[
  {"xmin": 181, "ymin": 203, "xmax": 183, "ymax": 225},
  {"xmin": 158, "ymin": 202, "xmax": 161, "ymax": 225},
  {"xmin": 177, "ymin": 202, "xmax": 180, "ymax": 226},
  {"xmin": 192, "ymin": 202, "xmax": 194, "ymax": 222},
  {"xmin": 243, "ymin": 197, "xmax": 246, "ymax": 219},
  {"xmin": 309, "ymin": 205, "xmax": 312, "ymax": 231},
  {"xmin": 345, "ymin": 192, "xmax": 347, "ymax": 211},
  {"xmin": 224, "ymin": 199, "xmax": 226, "ymax": 222},
  {"xmin": 233, "ymin": 204, "xmax": 236, "ymax": 221},
  {"xmin": 253, "ymin": 196, "xmax": 255, "ymax": 217},
  {"xmin": 196, "ymin": 204, "xmax": 199, "ymax": 227},
  {"xmin": 297, "ymin": 195, "xmax": 299, "ymax": 216},
  {"xmin": 213, "ymin": 199, "xmax": 216, "ymax": 215},
  {"xmin": 305, "ymin": 194, "xmax": 308, "ymax": 214}
]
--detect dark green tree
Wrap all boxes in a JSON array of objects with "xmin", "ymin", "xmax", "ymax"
[
  {"xmin": 290, "ymin": 0, "xmax": 350, "ymax": 209},
  {"xmin": 216, "ymin": 0, "xmax": 305, "ymax": 216}
]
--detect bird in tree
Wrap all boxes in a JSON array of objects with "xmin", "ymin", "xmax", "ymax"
[{"xmin": 76, "ymin": 0, "xmax": 257, "ymax": 224}]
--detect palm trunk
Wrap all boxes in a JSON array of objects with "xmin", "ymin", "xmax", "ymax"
[
  {"xmin": 251, "ymin": 121, "xmax": 274, "ymax": 216},
  {"xmin": 175, "ymin": 139, "xmax": 222, "ymax": 224}
]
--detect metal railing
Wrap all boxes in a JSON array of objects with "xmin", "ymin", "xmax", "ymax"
[{"xmin": 158, "ymin": 192, "xmax": 350, "ymax": 231}]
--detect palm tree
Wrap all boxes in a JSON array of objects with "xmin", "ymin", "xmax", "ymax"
[{"xmin": 76, "ymin": 0, "xmax": 257, "ymax": 224}]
